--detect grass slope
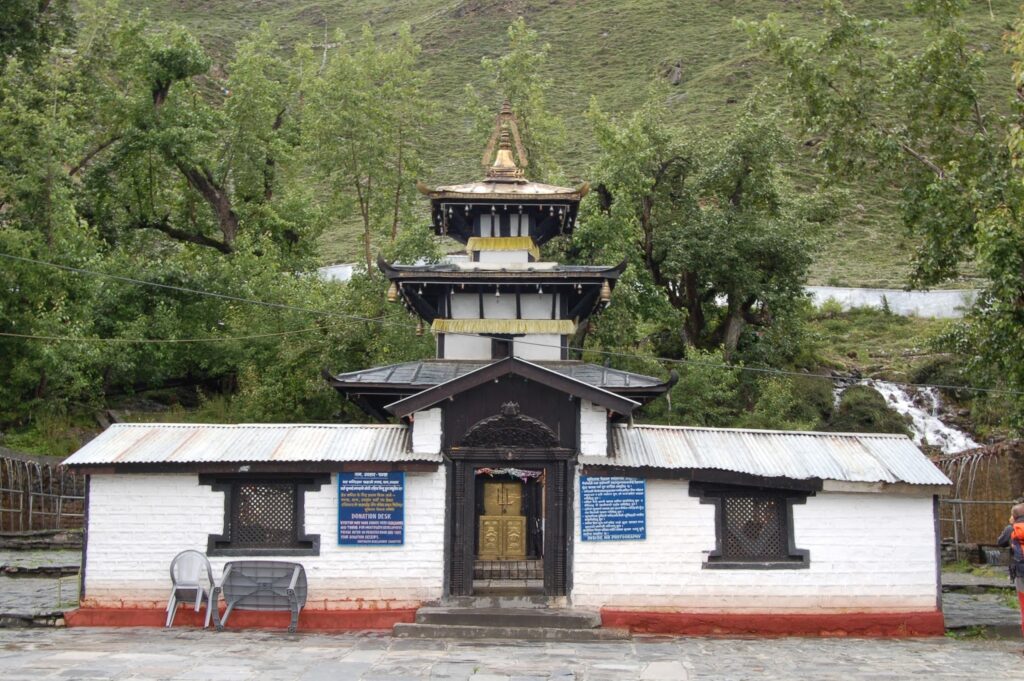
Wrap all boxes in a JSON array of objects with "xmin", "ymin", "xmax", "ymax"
[{"xmin": 123, "ymin": 0, "xmax": 1018, "ymax": 285}]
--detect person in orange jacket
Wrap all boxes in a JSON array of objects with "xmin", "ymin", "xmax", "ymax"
[{"xmin": 996, "ymin": 502, "xmax": 1024, "ymax": 637}]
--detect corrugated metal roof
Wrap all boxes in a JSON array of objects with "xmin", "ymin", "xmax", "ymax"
[
  {"xmin": 329, "ymin": 360, "xmax": 665, "ymax": 390},
  {"xmin": 585, "ymin": 424, "xmax": 951, "ymax": 486},
  {"xmin": 63, "ymin": 423, "xmax": 434, "ymax": 466}
]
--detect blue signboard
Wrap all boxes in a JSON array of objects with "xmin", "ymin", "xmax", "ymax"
[
  {"xmin": 580, "ymin": 476, "xmax": 646, "ymax": 541},
  {"xmin": 338, "ymin": 472, "xmax": 404, "ymax": 546}
]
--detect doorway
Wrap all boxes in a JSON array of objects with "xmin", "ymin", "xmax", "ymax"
[
  {"xmin": 473, "ymin": 468, "xmax": 544, "ymax": 593},
  {"xmin": 446, "ymin": 454, "xmax": 572, "ymax": 598}
]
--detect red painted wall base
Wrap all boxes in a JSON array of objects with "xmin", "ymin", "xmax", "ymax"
[
  {"xmin": 65, "ymin": 606, "xmax": 416, "ymax": 632},
  {"xmin": 601, "ymin": 608, "xmax": 946, "ymax": 637}
]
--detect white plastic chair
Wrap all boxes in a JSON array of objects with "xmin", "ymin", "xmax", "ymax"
[{"xmin": 166, "ymin": 550, "xmax": 216, "ymax": 628}]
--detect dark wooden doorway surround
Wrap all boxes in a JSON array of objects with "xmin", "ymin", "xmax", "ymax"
[{"xmin": 448, "ymin": 448, "xmax": 574, "ymax": 597}]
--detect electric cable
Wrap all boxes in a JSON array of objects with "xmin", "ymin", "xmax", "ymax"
[{"xmin": 2, "ymin": 250, "xmax": 1021, "ymax": 397}]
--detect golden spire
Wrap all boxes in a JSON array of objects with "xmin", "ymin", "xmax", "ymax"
[{"xmin": 482, "ymin": 100, "xmax": 528, "ymax": 182}]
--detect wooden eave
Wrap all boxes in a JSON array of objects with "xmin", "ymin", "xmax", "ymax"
[
  {"xmin": 384, "ymin": 356, "xmax": 640, "ymax": 418},
  {"xmin": 377, "ymin": 256, "xmax": 626, "ymax": 282}
]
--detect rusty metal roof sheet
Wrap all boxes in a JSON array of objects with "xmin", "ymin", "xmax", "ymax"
[
  {"xmin": 585, "ymin": 424, "xmax": 951, "ymax": 486},
  {"xmin": 62, "ymin": 423, "xmax": 432, "ymax": 466}
]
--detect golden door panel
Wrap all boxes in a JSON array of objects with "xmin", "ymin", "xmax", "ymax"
[
  {"xmin": 477, "ymin": 516, "xmax": 527, "ymax": 560},
  {"xmin": 482, "ymin": 481, "xmax": 522, "ymax": 516}
]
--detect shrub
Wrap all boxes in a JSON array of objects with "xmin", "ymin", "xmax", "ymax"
[{"xmin": 825, "ymin": 385, "xmax": 910, "ymax": 435}]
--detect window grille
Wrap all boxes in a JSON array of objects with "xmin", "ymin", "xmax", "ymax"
[
  {"xmin": 720, "ymin": 496, "xmax": 788, "ymax": 562},
  {"xmin": 692, "ymin": 484, "xmax": 810, "ymax": 569},
  {"xmin": 231, "ymin": 482, "xmax": 297, "ymax": 548},
  {"xmin": 202, "ymin": 475, "xmax": 326, "ymax": 556}
]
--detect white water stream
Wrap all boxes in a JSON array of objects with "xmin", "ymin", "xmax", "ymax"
[{"xmin": 857, "ymin": 380, "xmax": 979, "ymax": 454}]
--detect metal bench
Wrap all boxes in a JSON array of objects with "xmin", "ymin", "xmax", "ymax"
[{"xmin": 212, "ymin": 560, "xmax": 307, "ymax": 633}]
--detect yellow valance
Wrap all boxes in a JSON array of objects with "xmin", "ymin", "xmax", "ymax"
[
  {"xmin": 431, "ymin": 318, "xmax": 576, "ymax": 336},
  {"xmin": 465, "ymin": 237, "xmax": 540, "ymax": 260}
]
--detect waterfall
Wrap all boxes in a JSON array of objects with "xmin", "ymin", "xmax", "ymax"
[{"xmin": 860, "ymin": 380, "xmax": 979, "ymax": 454}]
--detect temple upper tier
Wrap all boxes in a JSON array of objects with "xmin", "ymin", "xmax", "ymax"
[{"xmin": 417, "ymin": 101, "xmax": 588, "ymax": 255}]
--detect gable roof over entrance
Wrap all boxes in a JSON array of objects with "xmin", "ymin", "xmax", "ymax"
[{"xmin": 384, "ymin": 356, "xmax": 640, "ymax": 418}]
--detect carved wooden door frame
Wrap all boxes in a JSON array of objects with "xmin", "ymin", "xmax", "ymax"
[{"xmin": 446, "ymin": 447, "xmax": 574, "ymax": 598}]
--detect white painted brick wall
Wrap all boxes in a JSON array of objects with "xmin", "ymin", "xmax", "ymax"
[
  {"xmin": 442, "ymin": 333, "xmax": 491, "ymax": 359},
  {"xmin": 571, "ymin": 476, "xmax": 939, "ymax": 613},
  {"xmin": 512, "ymin": 334, "xmax": 561, "ymax": 361},
  {"xmin": 579, "ymin": 401, "xmax": 607, "ymax": 456},
  {"xmin": 412, "ymin": 409, "xmax": 442, "ymax": 454},
  {"xmin": 84, "ymin": 470, "xmax": 446, "ymax": 610}
]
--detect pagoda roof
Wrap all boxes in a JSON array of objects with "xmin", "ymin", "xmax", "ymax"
[
  {"xmin": 423, "ymin": 179, "xmax": 586, "ymax": 202},
  {"xmin": 379, "ymin": 256, "xmax": 626, "ymax": 281},
  {"xmin": 417, "ymin": 100, "xmax": 588, "ymax": 203},
  {"xmin": 327, "ymin": 359, "xmax": 667, "ymax": 391},
  {"xmin": 384, "ymin": 357, "xmax": 639, "ymax": 417},
  {"xmin": 325, "ymin": 359, "xmax": 675, "ymax": 421}
]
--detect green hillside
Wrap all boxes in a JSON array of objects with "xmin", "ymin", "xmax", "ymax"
[{"xmin": 122, "ymin": 0, "xmax": 1019, "ymax": 286}]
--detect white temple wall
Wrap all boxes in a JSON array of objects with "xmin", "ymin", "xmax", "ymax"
[
  {"xmin": 571, "ymin": 479, "xmax": 938, "ymax": 613},
  {"xmin": 412, "ymin": 409, "xmax": 442, "ymax": 454},
  {"xmin": 450, "ymin": 294, "xmax": 479, "ymax": 319},
  {"xmin": 482, "ymin": 295, "xmax": 518, "ymax": 319},
  {"xmin": 579, "ymin": 401, "xmax": 608, "ymax": 456},
  {"xmin": 442, "ymin": 333, "xmax": 491, "ymax": 359},
  {"xmin": 512, "ymin": 334, "xmax": 562, "ymax": 361},
  {"xmin": 520, "ymin": 293, "xmax": 556, "ymax": 319},
  {"xmin": 83, "ymin": 471, "xmax": 446, "ymax": 610}
]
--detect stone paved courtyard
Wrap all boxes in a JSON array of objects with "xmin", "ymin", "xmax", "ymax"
[{"xmin": 0, "ymin": 628, "xmax": 1020, "ymax": 681}]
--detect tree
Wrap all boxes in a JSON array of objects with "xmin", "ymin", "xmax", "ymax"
[
  {"xmin": 0, "ymin": 4, "xmax": 334, "ymax": 427},
  {"xmin": 466, "ymin": 17, "xmax": 566, "ymax": 182},
  {"xmin": 304, "ymin": 25, "xmax": 433, "ymax": 270},
  {"xmin": 746, "ymin": 0, "xmax": 1024, "ymax": 428},
  {"xmin": 0, "ymin": 0, "xmax": 73, "ymax": 64},
  {"xmin": 576, "ymin": 99, "xmax": 827, "ymax": 359}
]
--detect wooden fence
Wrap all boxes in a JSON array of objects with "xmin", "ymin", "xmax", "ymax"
[
  {"xmin": 935, "ymin": 441, "xmax": 1024, "ymax": 547},
  {"xmin": 0, "ymin": 455, "xmax": 85, "ymax": 532}
]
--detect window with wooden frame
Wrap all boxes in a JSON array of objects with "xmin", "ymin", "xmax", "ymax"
[
  {"xmin": 690, "ymin": 484, "xmax": 810, "ymax": 569},
  {"xmin": 201, "ymin": 475, "xmax": 328, "ymax": 556}
]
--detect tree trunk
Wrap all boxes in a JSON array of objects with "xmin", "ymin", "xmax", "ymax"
[{"xmin": 720, "ymin": 303, "xmax": 745, "ymax": 361}]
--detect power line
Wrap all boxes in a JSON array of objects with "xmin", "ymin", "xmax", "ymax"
[
  {"xmin": 0, "ymin": 326, "xmax": 330, "ymax": 344},
  {"xmin": 3, "ymin": 250, "xmax": 1022, "ymax": 397},
  {"xmin": 0, "ymin": 252, "xmax": 393, "ymax": 324}
]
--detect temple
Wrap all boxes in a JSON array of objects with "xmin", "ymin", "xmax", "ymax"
[{"xmin": 62, "ymin": 103, "xmax": 952, "ymax": 637}]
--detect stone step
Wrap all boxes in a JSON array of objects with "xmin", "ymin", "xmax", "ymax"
[
  {"xmin": 416, "ymin": 606, "xmax": 601, "ymax": 629},
  {"xmin": 473, "ymin": 560, "xmax": 543, "ymax": 580},
  {"xmin": 393, "ymin": 622, "xmax": 630, "ymax": 641},
  {"xmin": 442, "ymin": 595, "xmax": 552, "ymax": 609}
]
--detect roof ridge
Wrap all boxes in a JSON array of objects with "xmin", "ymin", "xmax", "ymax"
[
  {"xmin": 107, "ymin": 422, "xmax": 408, "ymax": 429},
  {"xmin": 615, "ymin": 423, "xmax": 912, "ymax": 440}
]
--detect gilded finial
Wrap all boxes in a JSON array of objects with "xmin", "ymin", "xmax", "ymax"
[{"xmin": 481, "ymin": 100, "xmax": 528, "ymax": 182}]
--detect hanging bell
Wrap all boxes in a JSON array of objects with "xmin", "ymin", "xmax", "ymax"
[
  {"xmin": 386, "ymin": 282, "xmax": 399, "ymax": 303},
  {"xmin": 416, "ymin": 319, "xmax": 424, "ymax": 336},
  {"xmin": 600, "ymin": 280, "xmax": 612, "ymax": 303}
]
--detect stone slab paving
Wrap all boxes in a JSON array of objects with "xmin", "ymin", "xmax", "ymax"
[
  {"xmin": 941, "ymin": 570, "xmax": 1014, "ymax": 590},
  {"xmin": 943, "ymin": 592, "xmax": 1020, "ymax": 630},
  {"xmin": 0, "ymin": 628, "xmax": 1021, "ymax": 681}
]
